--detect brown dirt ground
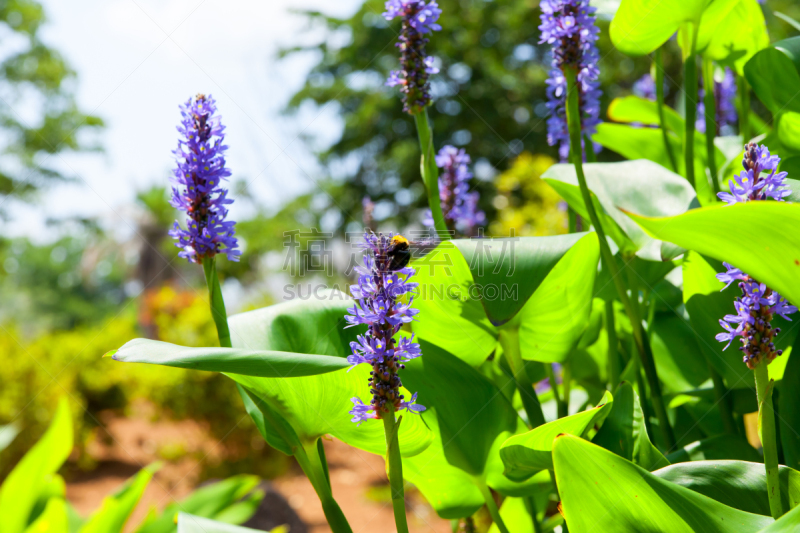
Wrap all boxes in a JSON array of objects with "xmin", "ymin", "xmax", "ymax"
[{"xmin": 65, "ymin": 404, "xmax": 451, "ymax": 533}]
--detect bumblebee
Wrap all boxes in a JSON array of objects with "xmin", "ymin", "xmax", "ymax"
[{"xmin": 387, "ymin": 235, "xmax": 412, "ymax": 271}]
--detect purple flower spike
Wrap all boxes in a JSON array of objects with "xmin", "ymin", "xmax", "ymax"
[
  {"xmin": 383, "ymin": 0, "xmax": 442, "ymax": 114},
  {"xmin": 346, "ymin": 232, "xmax": 425, "ymax": 424},
  {"xmin": 424, "ymin": 145, "xmax": 485, "ymax": 236},
  {"xmin": 169, "ymin": 94, "xmax": 240, "ymax": 263},
  {"xmin": 716, "ymin": 144, "xmax": 796, "ymax": 368},
  {"xmin": 697, "ymin": 67, "xmax": 738, "ymax": 136},
  {"xmin": 539, "ymin": 0, "xmax": 602, "ymax": 162}
]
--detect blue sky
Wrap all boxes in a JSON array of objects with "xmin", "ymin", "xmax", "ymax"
[{"xmin": 7, "ymin": 0, "xmax": 361, "ymax": 241}]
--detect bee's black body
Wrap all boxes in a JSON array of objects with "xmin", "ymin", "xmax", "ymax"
[{"xmin": 387, "ymin": 235, "xmax": 411, "ymax": 271}]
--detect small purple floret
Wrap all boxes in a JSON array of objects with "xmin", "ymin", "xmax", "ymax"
[{"xmin": 169, "ymin": 94, "xmax": 240, "ymax": 263}]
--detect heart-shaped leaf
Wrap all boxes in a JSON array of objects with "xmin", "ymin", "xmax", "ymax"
[
  {"xmin": 745, "ymin": 47, "xmax": 800, "ymax": 116},
  {"xmin": 654, "ymin": 460, "xmax": 800, "ymax": 516},
  {"xmin": 553, "ymin": 435, "xmax": 773, "ymax": 532},
  {"xmin": 543, "ymin": 160, "xmax": 698, "ymax": 260},
  {"xmin": 110, "ymin": 339, "xmax": 351, "ymax": 377},
  {"xmin": 499, "ymin": 392, "xmax": 613, "ymax": 481},
  {"xmin": 703, "ymin": 0, "xmax": 769, "ymax": 74}
]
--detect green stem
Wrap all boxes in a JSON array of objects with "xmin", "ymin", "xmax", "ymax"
[
  {"xmin": 499, "ymin": 329, "xmax": 546, "ymax": 427},
  {"xmin": 739, "ymin": 74, "xmax": 750, "ymax": 142},
  {"xmin": 606, "ymin": 299, "xmax": 620, "ymax": 391},
  {"xmin": 381, "ymin": 409, "xmax": 410, "ymax": 533},
  {"xmin": 564, "ymin": 67, "xmax": 676, "ymax": 449},
  {"xmin": 526, "ymin": 495, "xmax": 543, "ymax": 533},
  {"xmin": 202, "ymin": 256, "xmax": 232, "ymax": 348},
  {"xmin": 295, "ymin": 442, "xmax": 354, "ymax": 533},
  {"xmin": 683, "ymin": 25, "xmax": 699, "ymax": 189},
  {"xmin": 546, "ymin": 363, "xmax": 567, "ymax": 419},
  {"xmin": 709, "ymin": 363, "xmax": 736, "ymax": 435},
  {"xmin": 754, "ymin": 361, "xmax": 783, "ymax": 519},
  {"xmin": 478, "ymin": 483, "xmax": 510, "ymax": 533},
  {"xmin": 655, "ymin": 47, "xmax": 678, "ymax": 173},
  {"xmin": 562, "ymin": 363, "xmax": 572, "ymax": 416},
  {"xmin": 702, "ymin": 57, "xmax": 720, "ymax": 194},
  {"xmin": 414, "ymin": 109, "xmax": 449, "ymax": 240}
]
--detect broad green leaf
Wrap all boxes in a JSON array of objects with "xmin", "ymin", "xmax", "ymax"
[
  {"xmin": 607, "ymin": 96, "xmax": 684, "ymax": 135},
  {"xmin": 402, "ymin": 411, "xmax": 484, "ymax": 519},
  {"xmin": 680, "ymin": 0, "xmax": 738, "ymax": 57},
  {"xmin": 235, "ymin": 384, "xmax": 299, "ymax": 456},
  {"xmin": 24, "ymin": 498, "xmax": 68, "ymax": 533},
  {"xmin": 227, "ymin": 293, "xmax": 431, "ymax": 457},
  {"xmin": 177, "ymin": 514, "xmax": 269, "ymax": 533},
  {"xmin": 744, "ymin": 47, "xmax": 800, "ymax": 116},
  {"xmin": 79, "ymin": 464, "xmax": 159, "ymax": 533},
  {"xmin": 654, "ymin": 460, "xmax": 800, "ymax": 516},
  {"xmin": 411, "ymin": 242, "xmax": 498, "ymax": 367},
  {"xmin": 778, "ymin": 112, "xmax": 800, "ymax": 154},
  {"xmin": 110, "ymin": 339, "xmax": 350, "ymax": 377},
  {"xmin": 774, "ymin": 12, "xmax": 800, "ymax": 34},
  {"xmin": 553, "ymin": 435, "xmax": 773, "ymax": 532},
  {"xmin": 759, "ymin": 500, "xmax": 800, "ymax": 532},
  {"xmin": 650, "ymin": 314, "xmax": 712, "ymax": 394},
  {"xmin": 774, "ymin": 36, "xmax": 800, "ymax": 73},
  {"xmin": 704, "ymin": 0, "xmax": 769, "ymax": 74},
  {"xmin": 682, "ymin": 251, "xmax": 752, "ymax": 386},
  {"xmin": 515, "ymin": 233, "xmax": 599, "ymax": 363},
  {"xmin": 610, "ymin": 0, "xmax": 706, "ymax": 56},
  {"xmin": 629, "ymin": 202, "xmax": 800, "ymax": 308},
  {"xmin": 499, "ymin": 392, "xmax": 613, "ymax": 481},
  {"xmin": 453, "ymin": 234, "xmax": 587, "ymax": 325},
  {"xmin": 543, "ymin": 160, "xmax": 698, "ymax": 260},
  {"xmin": 136, "ymin": 475, "xmax": 262, "ymax": 533},
  {"xmin": 487, "ymin": 497, "xmax": 535, "ymax": 533},
  {"xmin": 0, "ymin": 398, "xmax": 72, "ymax": 533},
  {"xmin": 402, "ymin": 345, "xmax": 550, "ymax": 505},
  {"xmin": 666, "ymin": 434, "xmax": 762, "ymax": 463},
  {"xmin": 592, "ymin": 382, "xmax": 669, "ymax": 471}
]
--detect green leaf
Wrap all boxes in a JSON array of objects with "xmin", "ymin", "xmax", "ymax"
[
  {"xmin": 177, "ymin": 514, "xmax": 268, "ymax": 533},
  {"xmin": 111, "ymin": 339, "xmax": 350, "ymax": 377},
  {"xmin": 410, "ymin": 242, "xmax": 498, "ymax": 367},
  {"xmin": 703, "ymin": 0, "xmax": 769, "ymax": 74},
  {"xmin": 759, "ymin": 500, "xmax": 800, "ymax": 532},
  {"xmin": 744, "ymin": 47, "xmax": 800, "ymax": 116},
  {"xmin": 774, "ymin": 36, "xmax": 800, "ymax": 73},
  {"xmin": 666, "ymin": 434, "xmax": 762, "ymax": 463},
  {"xmin": 136, "ymin": 475, "xmax": 262, "ymax": 533},
  {"xmin": 24, "ymin": 498, "xmax": 69, "ymax": 533},
  {"xmin": 487, "ymin": 497, "xmax": 535, "ymax": 533},
  {"xmin": 0, "ymin": 398, "xmax": 72, "ymax": 533},
  {"xmin": 610, "ymin": 0, "xmax": 706, "ymax": 56},
  {"xmin": 629, "ymin": 202, "xmax": 800, "ymax": 308},
  {"xmin": 228, "ymin": 293, "xmax": 432, "ymax": 457},
  {"xmin": 499, "ymin": 392, "xmax": 613, "ymax": 482},
  {"xmin": 778, "ymin": 112, "xmax": 800, "ymax": 154},
  {"xmin": 79, "ymin": 464, "xmax": 159, "ymax": 533},
  {"xmin": 774, "ymin": 12, "xmax": 800, "ymax": 34},
  {"xmin": 453, "ymin": 234, "xmax": 588, "ymax": 325},
  {"xmin": 780, "ymin": 332, "xmax": 800, "ymax": 471},
  {"xmin": 235, "ymin": 384, "xmax": 299, "ymax": 456},
  {"xmin": 650, "ymin": 314, "xmax": 712, "ymax": 394},
  {"xmin": 592, "ymin": 382, "xmax": 670, "ymax": 471},
  {"xmin": 654, "ymin": 460, "xmax": 800, "ymax": 516},
  {"xmin": 553, "ymin": 435, "xmax": 773, "ymax": 532},
  {"xmin": 543, "ymin": 160, "xmax": 698, "ymax": 259},
  {"xmin": 514, "ymin": 233, "xmax": 599, "ymax": 363},
  {"xmin": 607, "ymin": 96, "xmax": 684, "ymax": 135}
]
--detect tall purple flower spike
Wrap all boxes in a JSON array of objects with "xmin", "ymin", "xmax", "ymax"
[
  {"xmin": 346, "ymin": 232, "xmax": 425, "ymax": 424},
  {"xmin": 632, "ymin": 74, "xmax": 657, "ymax": 101},
  {"xmin": 697, "ymin": 67, "xmax": 738, "ymax": 136},
  {"xmin": 424, "ymin": 145, "xmax": 485, "ymax": 236},
  {"xmin": 169, "ymin": 94, "xmax": 240, "ymax": 263},
  {"xmin": 383, "ymin": 0, "xmax": 441, "ymax": 114},
  {"xmin": 539, "ymin": 0, "xmax": 602, "ymax": 162},
  {"xmin": 715, "ymin": 143, "xmax": 796, "ymax": 368}
]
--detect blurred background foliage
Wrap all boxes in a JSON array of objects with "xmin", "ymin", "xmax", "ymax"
[{"xmin": 0, "ymin": 0, "xmax": 799, "ymax": 487}]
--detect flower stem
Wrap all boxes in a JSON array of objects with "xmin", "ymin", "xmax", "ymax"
[
  {"xmin": 655, "ymin": 47, "xmax": 678, "ymax": 173},
  {"xmin": 683, "ymin": 24, "xmax": 699, "ymax": 189},
  {"xmin": 381, "ymin": 409, "xmax": 410, "ymax": 533},
  {"xmin": 564, "ymin": 67, "xmax": 676, "ymax": 449},
  {"xmin": 606, "ymin": 299, "xmax": 620, "ymax": 391},
  {"xmin": 414, "ymin": 109, "xmax": 449, "ymax": 240},
  {"xmin": 202, "ymin": 256, "xmax": 232, "ymax": 348},
  {"xmin": 499, "ymin": 329, "xmax": 546, "ymax": 427},
  {"xmin": 754, "ymin": 360, "xmax": 783, "ymax": 519},
  {"xmin": 739, "ymin": 73, "xmax": 750, "ymax": 142},
  {"xmin": 702, "ymin": 57, "xmax": 720, "ymax": 194},
  {"xmin": 295, "ymin": 441, "xmax": 354, "ymax": 533},
  {"xmin": 478, "ymin": 483, "xmax": 510, "ymax": 533}
]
